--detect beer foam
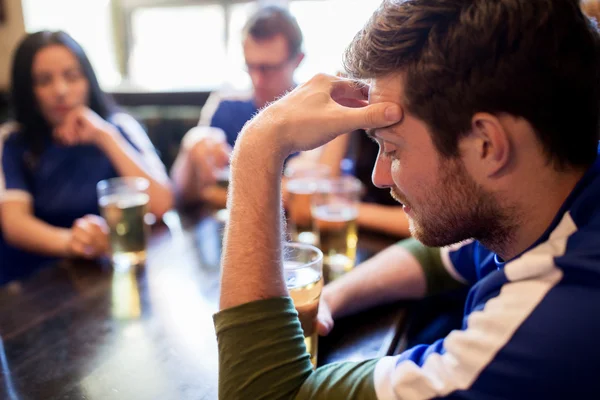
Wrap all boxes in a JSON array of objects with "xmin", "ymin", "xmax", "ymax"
[
  {"xmin": 312, "ymin": 204, "xmax": 358, "ymax": 222},
  {"xmin": 286, "ymin": 178, "xmax": 317, "ymax": 194},
  {"xmin": 100, "ymin": 193, "xmax": 150, "ymax": 209}
]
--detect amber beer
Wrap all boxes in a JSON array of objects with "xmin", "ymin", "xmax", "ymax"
[
  {"xmin": 284, "ymin": 242, "xmax": 323, "ymax": 368},
  {"xmin": 286, "ymin": 262, "xmax": 323, "ymax": 367},
  {"xmin": 284, "ymin": 164, "xmax": 331, "ymax": 245},
  {"xmin": 313, "ymin": 204, "xmax": 358, "ymax": 282},
  {"xmin": 286, "ymin": 179, "xmax": 318, "ymax": 245},
  {"xmin": 311, "ymin": 177, "xmax": 362, "ymax": 282}
]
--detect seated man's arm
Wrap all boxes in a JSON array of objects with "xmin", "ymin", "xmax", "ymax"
[
  {"xmin": 170, "ymin": 126, "xmax": 230, "ymax": 206},
  {"xmin": 322, "ymin": 238, "xmax": 467, "ymax": 328},
  {"xmin": 357, "ymin": 203, "xmax": 411, "ymax": 237}
]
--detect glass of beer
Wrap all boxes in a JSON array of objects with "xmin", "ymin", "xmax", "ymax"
[
  {"xmin": 97, "ymin": 177, "xmax": 150, "ymax": 271},
  {"xmin": 284, "ymin": 164, "xmax": 331, "ymax": 246},
  {"xmin": 284, "ymin": 242, "xmax": 323, "ymax": 368},
  {"xmin": 311, "ymin": 177, "xmax": 362, "ymax": 282}
]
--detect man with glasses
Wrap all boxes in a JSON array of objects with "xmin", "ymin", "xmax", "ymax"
[{"xmin": 171, "ymin": 6, "xmax": 304, "ymax": 204}]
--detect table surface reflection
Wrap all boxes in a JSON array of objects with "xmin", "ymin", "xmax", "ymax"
[{"xmin": 0, "ymin": 210, "xmax": 403, "ymax": 400}]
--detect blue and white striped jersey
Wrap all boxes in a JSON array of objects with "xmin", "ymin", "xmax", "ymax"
[{"xmin": 373, "ymin": 154, "xmax": 600, "ymax": 399}]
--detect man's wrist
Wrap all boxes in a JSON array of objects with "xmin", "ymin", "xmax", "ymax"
[
  {"xmin": 232, "ymin": 123, "xmax": 288, "ymax": 174},
  {"xmin": 238, "ymin": 110, "xmax": 291, "ymax": 158},
  {"xmin": 322, "ymin": 285, "xmax": 343, "ymax": 319}
]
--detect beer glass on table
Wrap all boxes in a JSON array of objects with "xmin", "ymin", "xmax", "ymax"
[
  {"xmin": 284, "ymin": 242, "xmax": 324, "ymax": 368},
  {"xmin": 311, "ymin": 176, "xmax": 362, "ymax": 282},
  {"xmin": 284, "ymin": 164, "xmax": 331, "ymax": 246},
  {"xmin": 97, "ymin": 177, "xmax": 150, "ymax": 271}
]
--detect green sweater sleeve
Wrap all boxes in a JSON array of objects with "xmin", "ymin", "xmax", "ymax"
[
  {"xmin": 214, "ymin": 297, "xmax": 379, "ymax": 400},
  {"xmin": 397, "ymin": 238, "xmax": 467, "ymax": 295}
]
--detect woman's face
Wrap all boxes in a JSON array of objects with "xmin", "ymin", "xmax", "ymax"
[{"xmin": 32, "ymin": 44, "xmax": 90, "ymax": 127}]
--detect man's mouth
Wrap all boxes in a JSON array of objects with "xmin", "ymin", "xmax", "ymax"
[
  {"xmin": 390, "ymin": 189, "xmax": 405, "ymax": 205},
  {"xmin": 391, "ymin": 189, "xmax": 412, "ymax": 214}
]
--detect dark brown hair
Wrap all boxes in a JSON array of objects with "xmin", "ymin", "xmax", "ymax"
[
  {"xmin": 345, "ymin": 0, "xmax": 600, "ymax": 169},
  {"xmin": 243, "ymin": 5, "xmax": 303, "ymax": 59}
]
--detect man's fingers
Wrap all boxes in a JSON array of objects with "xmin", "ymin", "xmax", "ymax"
[
  {"xmin": 344, "ymin": 102, "xmax": 403, "ymax": 130},
  {"xmin": 197, "ymin": 155, "xmax": 218, "ymax": 186},
  {"xmin": 316, "ymin": 296, "xmax": 334, "ymax": 337},
  {"xmin": 329, "ymin": 77, "xmax": 403, "ymax": 128},
  {"xmin": 316, "ymin": 315, "xmax": 334, "ymax": 336},
  {"xmin": 196, "ymin": 140, "xmax": 226, "ymax": 185},
  {"xmin": 335, "ymin": 98, "xmax": 369, "ymax": 109},
  {"xmin": 214, "ymin": 142, "xmax": 232, "ymax": 169},
  {"xmin": 183, "ymin": 126, "xmax": 227, "ymax": 151},
  {"xmin": 330, "ymin": 78, "xmax": 369, "ymax": 106}
]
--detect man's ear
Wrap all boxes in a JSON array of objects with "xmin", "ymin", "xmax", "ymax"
[{"xmin": 467, "ymin": 112, "xmax": 512, "ymax": 177}]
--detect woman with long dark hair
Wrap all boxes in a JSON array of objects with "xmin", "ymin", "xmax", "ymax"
[{"xmin": 0, "ymin": 31, "xmax": 173, "ymax": 284}]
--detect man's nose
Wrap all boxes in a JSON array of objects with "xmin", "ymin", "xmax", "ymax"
[
  {"xmin": 371, "ymin": 153, "xmax": 394, "ymax": 189},
  {"xmin": 249, "ymin": 70, "xmax": 266, "ymax": 88}
]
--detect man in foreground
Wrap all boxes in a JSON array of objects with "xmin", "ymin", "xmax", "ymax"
[{"xmin": 215, "ymin": 0, "xmax": 600, "ymax": 398}]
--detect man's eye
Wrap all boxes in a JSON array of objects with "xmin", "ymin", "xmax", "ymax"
[{"xmin": 382, "ymin": 150, "xmax": 398, "ymax": 159}]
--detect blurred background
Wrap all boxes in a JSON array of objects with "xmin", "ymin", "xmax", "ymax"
[{"xmin": 0, "ymin": 0, "xmax": 383, "ymax": 169}]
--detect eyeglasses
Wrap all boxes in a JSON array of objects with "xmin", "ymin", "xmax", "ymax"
[{"xmin": 244, "ymin": 58, "xmax": 292, "ymax": 75}]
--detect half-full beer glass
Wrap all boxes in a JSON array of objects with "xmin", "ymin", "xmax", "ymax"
[
  {"xmin": 311, "ymin": 176, "xmax": 362, "ymax": 282},
  {"xmin": 97, "ymin": 177, "xmax": 150, "ymax": 271},
  {"xmin": 284, "ymin": 242, "xmax": 323, "ymax": 368},
  {"xmin": 284, "ymin": 164, "xmax": 331, "ymax": 245}
]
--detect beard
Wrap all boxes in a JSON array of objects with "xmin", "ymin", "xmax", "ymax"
[{"xmin": 394, "ymin": 157, "xmax": 518, "ymax": 253}]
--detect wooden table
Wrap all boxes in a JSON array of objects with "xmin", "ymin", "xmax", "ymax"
[{"xmin": 0, "ymin": 210, "xmax": 404, "ymax": 400}]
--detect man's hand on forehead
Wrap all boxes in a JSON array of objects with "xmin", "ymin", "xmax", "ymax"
[
  {"xmin": 236, "ymin": 73, "xmax": 403, "ymax": 157},
  {"xmin": 330, "ymin": 78, "xmax": 370, "ymax": 108}
]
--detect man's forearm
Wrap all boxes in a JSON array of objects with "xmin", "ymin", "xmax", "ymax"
[
  {"xmin": 220, "ymin": 130, "xmax": 288, "ymax": 310},
  {"xmin": 357, "ymin": 203, "xmax": 410, "ymax": 237},
  {"xmin": 324, "ymin": 243, "xmax": 427, "ymax": 319}
]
